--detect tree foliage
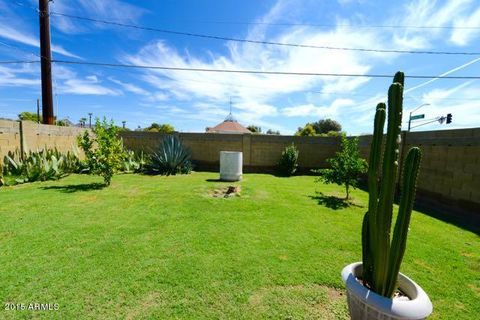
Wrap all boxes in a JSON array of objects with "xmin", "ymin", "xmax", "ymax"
[
  {"xmin": 17, "ymin": 111, "xmax": 71, "ymax": 126},
  {"xmin": 296, "ymin": 124, "xmax": 316, "ymax": 136},
  {"xmin": 18, "ymin": 112, "xmax": 41, "ymax": 122},
  {"xmin": 144, "ymin": 123, "xmax": 175, "ymax": 133},
  {"xmin": 312, "ymin": 118, "xmax": 342, "ymax": 134},
  {"xmin": 266, "ymin": 129, "xmax": 280, "ymax": 135},
  {"xmin": 77, "ymin": 118, "xmax": 126, "ymax": 186},
  {"xmin": 314, "ymin": 135, "xmax": 367, "ymax": 199},
  {"xmin": 278, "ymin": 143, "xmax": 299, "ymax": 176},
  {"xmin": 247, "ymin": 125, "xmax": 262, "ymax": 133},
  {"xmin": 296, "ymin": 118, "xmax": 342, "ymax": 136}
]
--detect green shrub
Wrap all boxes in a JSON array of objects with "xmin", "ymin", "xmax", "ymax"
[
  {"xmin": 278, "ymin": 143, "xmax": 299, "ymax": 176},
  {"xmin": 147, "ymin": 135, "xmax": 192, "ymax": 175},
  {"xmin": 78, "ymin": 118, "xmax": 126, "ymax": 186},
  {"xmin": 314, "ymin": 135, "xmax": 367, "ymax": 199}
]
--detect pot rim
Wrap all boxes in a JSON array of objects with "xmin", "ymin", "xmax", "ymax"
[{"xmin": 341, "ymin": 262, "xmax": 433, "ymax": 318}]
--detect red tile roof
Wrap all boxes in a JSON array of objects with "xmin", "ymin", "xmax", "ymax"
[{"xmin": 206, "ymin": 120, "xmax": 251, "ymax": 134}]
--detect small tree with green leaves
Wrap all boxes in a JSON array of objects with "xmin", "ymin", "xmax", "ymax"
[
  {"xmin": 278, "ymin": 143, "xmax": 299, "ymax": 176},
  {"xmin": 315, "ymin": 135, "xmax": 367, "ymax": 199},
  {"xmin": 295, "ymin": 124, "xmax": 316, "ymax": 136},
  {"xmin": 18, "ymin": 111, "xmax": 41, "ymax": 122},
  {"xmin": 247, "ymin": 125, "xmax": 262, "ymax": 133},
  {"xmin": 77, "ymin": 118, "xmax": 126, "ymax": 186}
]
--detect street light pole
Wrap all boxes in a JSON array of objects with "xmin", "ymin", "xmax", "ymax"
[{"xmin": 408, "ymin": 103, "xmax": 430, "ymax": 131}]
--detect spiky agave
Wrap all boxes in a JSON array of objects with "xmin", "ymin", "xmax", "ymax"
[
  {"xmin": 361, "ymin": 72, "xmax": 422, "ymax": 298},
  {"xmin": 148, "ymin": 135, "xmax": 192, "ymax": 175}
]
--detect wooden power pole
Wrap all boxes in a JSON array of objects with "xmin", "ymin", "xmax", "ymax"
[{"xmin": 39, "ymin": 0, "xmax": 54, "ymax": 125}]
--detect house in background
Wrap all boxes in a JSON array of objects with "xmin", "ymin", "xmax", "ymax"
[{"xmin": 206, "ymin": 112, "xmax": 252, "ymax": 134}]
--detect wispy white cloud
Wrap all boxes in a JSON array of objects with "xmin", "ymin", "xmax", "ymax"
[
  {"xmin": 121, "ymin": 3, "xmax": 385, "ymax": 129},
  {"xmin": 450, "ymin": 7, "xmax": 480, "ymax": 46},
  {"xmin": 390, "ymin": 0, "xmax": 480, "ymax": 48},
  {"xmin": 405, "ymin": 56, "xmax": 480, "ymax": 93},
  {"xmin": 411, "ymin": 81, "xmax": 480, "ymax": 130},
  {"xmin": 50, "ymin": 0, "xmax": 147, "ymax": 34},
  {"xmin": 58, "ymin": 74, "xmax": 121, "ymax": 96},
  {"xmin": 282, "ymin": 98, "xmax": 355, "ymax": 117},
  {"xmin": 108, "ymin": 77, "xmax": 150, "ymax": 96},
  {"xmin": 0, "ymin": 25, "xmax": 81, "ymax": 59},
  {"xmin": 0, "ymin": 63, "xmax": 40, "ymax": 87}
]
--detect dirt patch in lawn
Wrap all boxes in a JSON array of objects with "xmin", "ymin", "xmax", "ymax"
[
  {"xmin": 248, "ymin": 284, "xmax": 348, "ymax": 319},
  {"xmin": 210, "ymin": 185, "xmax": 241, "ymax": 198},
  {"xmin": 125, "ymin": 291, "xmax": 165, "ymax": 320}
]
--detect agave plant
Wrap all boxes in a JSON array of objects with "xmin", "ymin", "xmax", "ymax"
[
  {"xmin": 2, "ymin": 147, "xmax": 82, "ymax": 185},
  {"xmin": 122, "ymin": 150, "xmax": 147, "ymax": 173},
  {"xmin": 147, "ymin": 135, "xmax": 192, "ymax": 175},
  {"xmin": 361, "ymin": 71, "xmax": 422, "ymax": 298}
]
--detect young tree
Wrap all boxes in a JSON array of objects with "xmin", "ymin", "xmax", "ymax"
[
  {"xmin": 266, "ymin": 129, "xmax": 280, "ymax": 135},
  {"xmin": 296, "ymin": 119, "xmax": 342, "ymax": 136},
  {"xmin": 145, "ymin": 123, "xmax": 175, "ymax": 133},
  {"xmin": 79, "ymin": 118, "xmax": 87, "ymax": 127},
  {"xmin": 278, "ymin": 143, "xmax": 299, "ymax": 176},
  {"xmin": 18, "ymin": 111, "xmax": 41, "ymax": 122},
  {"xmin": 315, "ymin": 135, "xmax": 367, "ymax": 199},
  {"xmin": 312, "ymin": 118, "xmax": 342, "ymax": 134},
  {"xmin": 77, "ymin": 118, "xmax": 126, "ymax": 186},
  {"xmin": 295, "ymin": 124, "xmax": 316, "ymax": 136},
  {"xmin": 247, "ymin": 125, "xmax": 262, "ymax": 133}
]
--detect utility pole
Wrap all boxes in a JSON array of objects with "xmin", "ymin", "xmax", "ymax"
[
  {"xmin": 88, "ymin": 113, "xmax": 93, "ymax": 128},
  {"xmin": 39, "ymin": 0, "xmax": 54, "ymax": 125},
  {"xmin": 36, "ymin": 99, "xmax": 40, "ymax": 123}
]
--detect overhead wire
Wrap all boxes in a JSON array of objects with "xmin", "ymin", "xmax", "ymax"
[
  {"xmin": 48, "ymin": 12, "xmax": 480, "ymax": 56},
  {"xmin": 51, "ymin": 59, "xmax": 480, "ymax": 79}
]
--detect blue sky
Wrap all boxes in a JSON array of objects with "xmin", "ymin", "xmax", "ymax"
[{"xmin": 0, "ymin": 0, "xmax": 479, "ymax": 134}]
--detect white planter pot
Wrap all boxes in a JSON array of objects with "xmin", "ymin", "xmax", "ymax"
[
  {"xmin": 341, "ymin": 262, "xmax": 432, "ymax": 320},
  {"xmin": 220, "ymin": 151, "xmax": 242, "ymax": 181}
]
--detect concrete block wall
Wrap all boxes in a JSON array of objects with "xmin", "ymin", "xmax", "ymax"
[
  {"xmin": 0, "ymin": 119, "xmax": 87, "ymax": 159},
  {"xmin": 20, "ymin": 121, "xmax": 87, "ymax": 154},
  {"xmin": 120, "ymin": 131, "xmax": 342, "ymax": 171},
  {"xmin": 0, "ymin": 120, "xmax": 21, "ymax": 158},
  {"xmin": 402, "ymin": 128, "xmax": 480, "ymax": 209},
  {"xmin": 1, "ymin": 119, "xmax": 478, "ymax": 212}
]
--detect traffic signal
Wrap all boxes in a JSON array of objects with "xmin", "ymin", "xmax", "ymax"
[{"xmin": 446, "ymin": 113, "xmax": 452, "ymax": 124}]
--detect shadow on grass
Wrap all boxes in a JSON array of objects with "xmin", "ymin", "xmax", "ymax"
[
  {"xmin": 309, "ymin": 192, "xmax": 349, "ymax": 210},
  {"xmin": 309, "ymin": 192, "xmax": 364, "ymax": 210},
  {"xmin": 412, "ymin": 201, "xmax": 480, "ymax": 235},
  {"xmin": 205, "ymin": 178, "xmax": 222, "ymax": 182},
  {"xmin": 41, "ymin": 182, "xmax": 106, "ymax": 193},
  {"xmin": 357, "ymin": 181, "xmax": 479, "ymax": 234}
]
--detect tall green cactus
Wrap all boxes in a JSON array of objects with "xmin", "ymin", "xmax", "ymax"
[{"xmin": 361, "ymin": 72, "xmax": 422, "ymax": 298}]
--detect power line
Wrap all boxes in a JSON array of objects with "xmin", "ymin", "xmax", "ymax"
[
  {"xmin": 49, "ymin": 12, "xmax": 480, "ymax": 56},
  {"xmin": 0, "ymin": 40, "xmax": 40, "ymax": 59},
  {"xmin": 51, "ymin": 59, "xmax": 480, "ymax": 79},
  {"xmin": 12, "ymin": 0, "xmax": 480, "ymax": 30},
  {"xmin": 104, "ymin": 65, "xmax": 478, "ymax": 102},
  {"xmin": 0, "ymin": 60, "xmax": 39, "ymax": 64},
  {"xmin": 111, "ymin": 20, "xmax": 480, "ymax": 30}
]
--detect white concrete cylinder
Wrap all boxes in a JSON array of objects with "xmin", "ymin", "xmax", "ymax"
[{"xmin": 220, "ymin": 151, "xmax": 243, "ymax": 181}]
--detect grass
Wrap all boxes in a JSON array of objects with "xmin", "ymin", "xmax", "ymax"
[{"xmin": 0, "ymin": 172, "xmax": 478, "ymax": 319}]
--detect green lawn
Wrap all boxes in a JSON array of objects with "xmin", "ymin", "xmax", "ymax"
[{"xmin": 1, "ymin": 172, "xmax": 478, "ymax": 319}]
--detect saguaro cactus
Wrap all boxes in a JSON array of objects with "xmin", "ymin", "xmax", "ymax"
[{"xmin": 361, "ymin": 72, "xmax": 422, "ymax": 298}]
